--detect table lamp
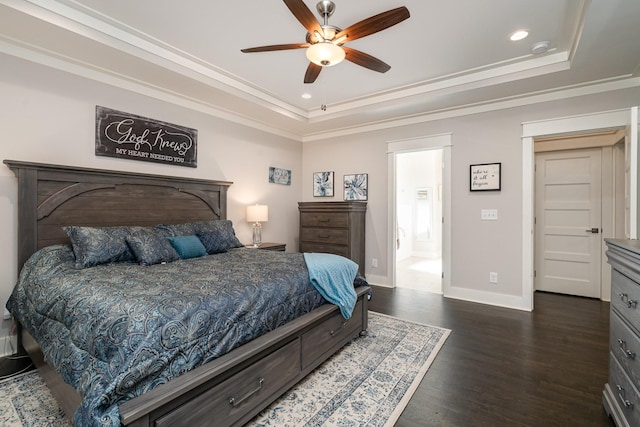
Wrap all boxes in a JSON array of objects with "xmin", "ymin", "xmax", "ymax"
[{"xmin": 246, "ymin": 204, "xmax": 268, "ymax": 247}]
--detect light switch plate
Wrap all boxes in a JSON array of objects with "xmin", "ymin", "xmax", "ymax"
[{"xmin": 481, "ymin": 209, "xmax": 498, "ymax": 220}]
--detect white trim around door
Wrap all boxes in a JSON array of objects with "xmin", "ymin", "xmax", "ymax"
[
  {"xmin": 522, "ymin": 107, "xmax": 638, "ymax": 310},
  {"xmin": 387, "ymin": 134, "xmax": 452, "ymax": 295}
]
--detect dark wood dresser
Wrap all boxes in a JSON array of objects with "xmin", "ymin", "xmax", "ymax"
[
  {"xmin": 298, "ymin": 201, "xmax": 366, "ymax": 276},
  {"xmin": 604, "ymin": 239, "xmax": 640, "ymax": 427}
]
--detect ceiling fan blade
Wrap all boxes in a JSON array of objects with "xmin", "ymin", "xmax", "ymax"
[
  {"xmin": 343, "ymin": 47, "xmax": 391, "ymax": 73},
  {"xmin": 335, "ymin": 6, "xmax": 410, "ymax": 43},
  {"xmin": 304, "ymin": 62, "xmax": 322, "ymax": 84},
  {"xmin": 241, "ymin": 43, "xmax": 309, "ymax": 53},
  {"xmin": 283, "ymin": 0, "xmax": 323, "ymax": 35}
]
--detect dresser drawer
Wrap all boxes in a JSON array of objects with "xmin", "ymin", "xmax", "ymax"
[
  {"xmin": 611, "ymin": 312, "xmax": 640, "ymax": 386},
  {"xmin": 299, "ymin": 242, "xmax": 349, "ymax": 258},
  {"xmin": 300, "ymin": 227, "xmax": 349, "ymax": 245},
  {"xmin": 301, "ymin": 299, "xmax": 363, "ymax": 369},
  {"xmin": 156, "ymin": 339, "xmax": 301, "ymax": 427},
  {"xmin": 612, "ymin": 270, "xmax": 640, "ymax": 329},
  {"xmin": 610, "ymin": 353, "xmax": 640, "ymax": 427},
  {"xmin": 300, "ymin": 212, "xmax": 348, "ymax": 228}
]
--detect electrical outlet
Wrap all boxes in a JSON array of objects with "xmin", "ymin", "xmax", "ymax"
[
  {"xmin": 3, "ymin": 308, "xmax": 11, "ymax": 320},
  {"xmin": 371, "ymin": 258, "xmax": 378, "ymax": 268},
  {"xmin": 489, "ymin": 272, "xmax": 498, "ymax": 283}
]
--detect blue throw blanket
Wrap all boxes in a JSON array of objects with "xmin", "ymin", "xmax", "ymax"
[{"xmin": 303, "ymin": 252, "xmax": 358, "ymax": 319}]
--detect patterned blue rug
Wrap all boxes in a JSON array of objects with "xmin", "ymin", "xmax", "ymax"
[{"xmin": 0, "ymin": 312, "xmax": 449, "ymax": 427}]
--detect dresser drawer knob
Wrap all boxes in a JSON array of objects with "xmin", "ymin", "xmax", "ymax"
[
  {"xmin": 617, "ymin": 384, "xmax": 634, "ymax": 409},
  {"xmin": 229, "ymin": 378, "xmax": 264, "ymax": 407},
  {"xmin": 618, "ymin": 339, "xmax": 637, "ymax": 359},
  {"xmin": 619, "ymin": 292, "xmax": 638, "ymax": 309}
]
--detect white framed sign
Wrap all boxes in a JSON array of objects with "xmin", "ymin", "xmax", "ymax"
[{"xmin": 470, "ymin": 163, "xmax": 501, "ymax": 191}]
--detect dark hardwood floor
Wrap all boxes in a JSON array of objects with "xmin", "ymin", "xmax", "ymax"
[{"xmin": 368, "ymin": 285, "xmax": 615, "ymax": 427}]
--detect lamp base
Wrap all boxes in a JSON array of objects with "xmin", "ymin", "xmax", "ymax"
[{"xmin": 252, "ymin": 223, "xmax": 262, "ymax": 247}]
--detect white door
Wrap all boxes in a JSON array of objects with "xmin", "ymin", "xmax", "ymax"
[{"xmin": 535, "ymin": 148, "xmax": 602, "ymax": 298}]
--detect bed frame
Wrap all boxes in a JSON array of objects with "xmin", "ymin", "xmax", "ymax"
[{"xmin": 4, "ymin": 160, "xmax": 370, "ymax": 427}]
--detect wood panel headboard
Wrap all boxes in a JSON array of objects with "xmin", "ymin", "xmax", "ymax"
[{"xmin": 4, "ymin": 160, "xmax": 232, "ymax": 271}]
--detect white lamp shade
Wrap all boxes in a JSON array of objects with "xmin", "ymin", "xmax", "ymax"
[
  {"xmin": 246, "ymin": 204, "xmax": 268, "ymax": 223},
  {"xmin": 306, "ymin": 42, "xmax": 345, "ymax": 67}
]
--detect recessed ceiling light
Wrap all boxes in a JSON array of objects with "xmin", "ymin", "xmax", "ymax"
[
  {"xmin": 301, "ymin": 93, "xmax": 312, "ymax": 99},
  {"xmin": 510, "ymin": 30, "xmax": 529, "ymax": 41}
]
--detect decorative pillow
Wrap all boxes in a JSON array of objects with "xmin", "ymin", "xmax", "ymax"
[
  {"xmin": 155, "ymin": 222, "xmax": 198, "ymax": 237},
  {"xmin": 64, "ymin": 226, "xmax": 139, "ymax": 269},
  {"xmin": 126, "ymin": 230, "xmax": 180, "ymax": 266},
  {"xmin": 197, "ymin": 220, "xmax": 244, "ymax": 253},
  {"xmin": 167, "ymin": 235, "xmax": 208, "ymax": 259}
]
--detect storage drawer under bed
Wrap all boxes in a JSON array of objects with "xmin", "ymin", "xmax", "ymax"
[
  {"xmin": 301, "ymin": 298, "xmax": 364, "ymax": 369},
  {"xmin": 155, "ymin": 339, "xmax": 301, "ymax": 427}
]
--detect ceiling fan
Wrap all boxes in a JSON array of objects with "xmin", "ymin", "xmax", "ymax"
[{"xmin": 241, "ymin": 0, "xmax": 410, "ymax": 84}]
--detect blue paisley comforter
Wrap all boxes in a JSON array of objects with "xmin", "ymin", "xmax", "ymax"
[{"xmin": 6, "ymin": 245, "xmax": 329, "ymax": 426}]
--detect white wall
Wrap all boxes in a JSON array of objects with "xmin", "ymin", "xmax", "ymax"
[
  {"xmin": 302, "ymin": 86, "xmax": 640, "ymax": 309},
  {"xmin": 0, "ymin": 54, "xmax": 303, "ymax": 338}
]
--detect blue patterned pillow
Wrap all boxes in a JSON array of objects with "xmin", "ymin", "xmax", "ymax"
[
  {"xmin": 197, "ymin": 220, "xmax": 244, "ymax": 253},
  {"xmin": 167, "ymin": 235, "xmax": 208, "ymax": 259},
  {"xmin": 64, "ymin": 226, "xmax": 139, "ymax": 269},
  {"xmin": 155, "ymin": 222, "xmax": 198, "ymax": 237},
  {"xmin": 126, "ymin": 230, "xmax": 180, "ymax": 265}
]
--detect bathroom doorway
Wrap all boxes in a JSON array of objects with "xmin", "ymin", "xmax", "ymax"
[{"xmin": 395, "ymin": 149, "xmax": 443, "ymax": 293}]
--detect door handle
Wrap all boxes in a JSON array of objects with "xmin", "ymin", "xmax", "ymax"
[{"xmin": 585, "ymin": 228, "xmax": 599, "ymax": 234}]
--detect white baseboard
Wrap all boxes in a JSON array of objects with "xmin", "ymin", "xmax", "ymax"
[
  {"xmin": 444, "ymin": 285, "xmax": 532, "ymax": 312},
  {"xmin": 363, "ymin": 274, "xmax": 391, "ymax": 287},
  {"xmin": 0, "ymin": 334, "xmax": 18, "ymax": 358}
]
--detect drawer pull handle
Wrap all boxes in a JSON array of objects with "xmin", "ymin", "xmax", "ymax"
[
  {"xmin": 229, "ymin": 378, "xmax": 264, "ymax": 407},
  {"xmin": 318, "ymin": 219, "xmax": 331, "ymax": 222},
  {"xmin": 319, "ymin": 235, "xmax": 331, "ymax": 239},
  {"xmin": 616, "ymin": 384, "xmax": 634, "ymax": 409},
  {"xmin": 619, "ymin": 292, "xmax": 638, "ymax": 309},
  {"xmin": 618, "ymin": 339, "xmax": 637, "ymax": 359},
  {"xmin": 330, "ymin": 322, "xmax": 347, "ymax": 336}
]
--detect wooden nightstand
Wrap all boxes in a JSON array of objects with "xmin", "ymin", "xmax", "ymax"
[{"xmin": 245, "ymin": 242, "xmax": 286, "ymax": 251}]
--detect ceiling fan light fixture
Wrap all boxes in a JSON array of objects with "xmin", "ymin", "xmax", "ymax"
[{"xmin": 306, "ymin": 42, "xmax": 345, "ymax": 66}]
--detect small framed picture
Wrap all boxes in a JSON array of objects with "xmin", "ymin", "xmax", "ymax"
[
  {"xmin": 269, "ymin": 167, "xmax": 291, "ymax": 185},
  {"xmin": 313, "ymin": 171, "xmax": 334, "ymax": 197},
  {"xmin": 344, "ymin": 173, "xmax": 368, "ymax": 200},
  {"xmin": 470, "ymin": 163, "xmax": 501, "ymax": 191}
]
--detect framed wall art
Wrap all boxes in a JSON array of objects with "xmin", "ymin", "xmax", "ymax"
[
  {"xmin": 269, "ymin": 167, "xmax": 291, "ymax": 185},
  {"xmin": 95, "ymin": 106, "xmax": 197, "ymax": 168},
  {"xmin": 344, "ymin": 173, "xmax": 368, "ymax": 200},
  {"xmin": 470, "ymin": 163, "xmax": 501, "ymax": 191},
  {"xmin": 313, "ymin": 171, "xmax": 334, "ymax": 197}
]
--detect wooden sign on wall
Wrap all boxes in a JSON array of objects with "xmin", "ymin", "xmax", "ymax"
[{"xmin": 95, "ymin": 106, "xmax": 197, "ymax": 167}]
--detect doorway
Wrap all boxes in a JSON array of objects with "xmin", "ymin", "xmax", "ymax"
[
  {"xmin": 395, "ymin": 149, "xmax": 443, "ymax": 293},
  {"xmin": 534, "ymin": 135, "xmax": 622, "ymax": 299},
  {"xmin": 522, "ymin": 107, "xmax": 639, "ymax": 310},
  {"xmin": 387, "ymin": 133, "xmax": 451, "ymax": 295}
]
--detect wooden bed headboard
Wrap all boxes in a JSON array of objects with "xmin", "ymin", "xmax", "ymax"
[{"xmin": 4, "ymin": 160, "xmax": 232, "ymax": 271}]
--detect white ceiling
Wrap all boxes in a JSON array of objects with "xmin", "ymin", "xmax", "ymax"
[{"xmin": 1, "ymin": 0, "xmax": 639, "ymax": 141}]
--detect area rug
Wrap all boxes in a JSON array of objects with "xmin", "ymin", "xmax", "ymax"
[{"xmin": 0, "ymin": 312, "xmax": 450, "ymax": 427}]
